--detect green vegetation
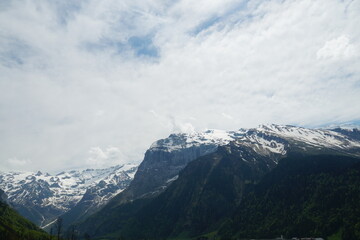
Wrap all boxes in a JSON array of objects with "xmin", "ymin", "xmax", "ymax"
[
  {"xmin": 219, "ymin": 153, "xmax": 360, "ymax": 240},
  {"xmin": 0, "ymin": 201, "xmax": 50, "ymax": 240},
  {"xmin": 117, "ymin": 152, "xmax": 360, "ymax": 240},
  {"xmin": 327, "ymin": 229, "xmax": 343, "ymax": 240},
  {"xmin": 119, "ymin": 145, "xmax": 278, "ymax": 239},
  {"xmin": 70, "ymin": 147, "xmax": 360, "ymax": 240},
  {"xmin": 72, "ymin": 197, "xmax": 152, "ymax": 238}
]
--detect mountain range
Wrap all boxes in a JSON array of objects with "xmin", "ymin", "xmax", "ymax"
[
  {"xmin": 71, "ymin": 125, "xmax": 360, "ymax": 239},
  {"xmin": 0, "ymin": 164, "xmax": 138, "ymax": 228},
  {"xmin": 1, "ymin": 124, "xmax": 360, "ymax": 240}
]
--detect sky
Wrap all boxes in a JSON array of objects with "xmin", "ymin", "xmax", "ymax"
[{"xmin": 0, "ymin": 0, "xmax": 359, "ymax": 172}]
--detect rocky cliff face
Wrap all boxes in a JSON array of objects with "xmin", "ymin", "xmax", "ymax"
[
  {"xmin": 123, "ymin": 144, "xmax": 218, "ymax": 199},
  {"xmin": 110, "ymin": 130, "xmax": 241, "ymax": 204}
]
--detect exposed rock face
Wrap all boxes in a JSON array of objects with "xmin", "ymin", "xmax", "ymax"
[
  {"xmin": 123, "ymin": 144, "xmax": 218, "ymax": 200},
  {"xmin": 110, "ymin": 130, "xmax": 241, "ymax": 204},
  {"xmin": 0, "ymin": 188, "xmax": 7, "ymax": 204},
  {"xmin": 331, "ymin": 127, "xmax": 360, "ymax": 141}
]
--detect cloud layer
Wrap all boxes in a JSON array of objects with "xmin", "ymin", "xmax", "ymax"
[{"xmin": 0, "ymin": 0, "xmax": 359, "ymax": 172}]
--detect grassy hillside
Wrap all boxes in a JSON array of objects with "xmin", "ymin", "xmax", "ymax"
[{"xmin": 0, "ymin": 201, "xmax": 50, "ymax": 240}]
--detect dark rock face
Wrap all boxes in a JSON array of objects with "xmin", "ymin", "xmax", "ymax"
[
  {"xmin": 332, "ymin": 128, "xmax": 360, "ymax": 141},
  {"xmin": 0, "ymin": 188, "xmax": 7, "ymax": 203},
  {"xmin": 121, "ymin": 144, "xmax": 218, "ymax": 202},
  {"xmin": 110, "ymin": 130, "xmax": 244, "ymax": 205}
]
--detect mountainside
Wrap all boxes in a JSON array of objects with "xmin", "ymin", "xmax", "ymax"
[
  {"xmin": 72, "ymin": 129, "xmax": 246, "ymax": 236},
  {"xmin": 0, "ymin": 164, "xmax": 137, "ymax": 227},
  {"xmin": 74, "ymin": 125, "xmax": 360, "ymax": 239},
  {"xmin": 90, "ymin": 123, "xmax": 357, "ymax": 207},
  {"xmin": 111, "ymin": 129, "xmax": 243, "ymax": 204},
  {"xmin": 121, "ymin": 142, "xmax": 281, "ymax": 239},
  {"xmin": 0, "ymin": 189, "xmax": 50, "ymax": 240},
  {"xmin": 118, "ymin": 126, "xmax": 360, "ymax": 240},
  {"xmin": 56, "ymin": 164, "xmax": 138, "ymax": 231},
  {"xmin": 218, "ymin": 153, "xmax": 360, "ymax": 240}
]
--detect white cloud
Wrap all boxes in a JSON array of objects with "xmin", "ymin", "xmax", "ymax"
[
  {"xmin": 86, "ymin": 146, "xmax": 127, "ymax": 169},
  {"xmin": 222, "ymin": 113, "xmax": 234, "ymax": 120},
  {"xmin": 0, "ymin": 0, "xmax": 359, "ymax": 171},
  {"xmin": 176, "ymin": 122, "xmax": 196, "ymax": 134},
  {"xmin": 149, "ymin": 110, "xmax": 196, "ymax": 133},
  {"xmin": 8, "ymin": 157, "xmax": 31, "ymax": 166},
  {"xmin": 0, "ymin": 158, "xmax": 32, "ymax": 171},
  {"xmin": 317, "ymin": 35, "xmax": 357, "ymax": 60}
]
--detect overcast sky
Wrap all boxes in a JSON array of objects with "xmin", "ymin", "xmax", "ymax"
[{"xmin": 0, "ymin": 0, "xmax": 359, "ymax": 172}]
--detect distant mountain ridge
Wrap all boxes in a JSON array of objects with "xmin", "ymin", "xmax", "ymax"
[{"xmin": 0, "ymin": 164, "xmax": 138, "ymax": 227}]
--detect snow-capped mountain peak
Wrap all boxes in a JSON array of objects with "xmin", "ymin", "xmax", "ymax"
[
  {"xmin": 150, "ymin": 124, "xmax": 360, "ymax": 157},
  {"xmin": 0, "ymin": 163, "xmax": 138, "ymax": 227},
  {"xmin": 149, "ymin": 129, "xmax": 244, "ymax": 152},
  {"xmin": 255, "ymin": 124, "xmax": 360, "ymax": 150}
]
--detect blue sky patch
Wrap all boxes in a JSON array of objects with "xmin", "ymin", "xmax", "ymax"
[
  {"xmin": 191, "ymin": 16, "xmax": 221, "ymax": 35},
  {"xmin": 83, "ymin": 35, "xmax": 159, "ymax": 59},
  {"xmin": 128, "ymin": 35, "xmax": 159, "ymax": 58}
]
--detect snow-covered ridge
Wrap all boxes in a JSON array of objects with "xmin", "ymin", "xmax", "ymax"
[
  {"xmin": 0, "ymin": 164, "xmax": 138, "ymax": 219},
  {"xmin": 256, "ymin": 124, "xmax": 360, "ymax": 149},
  {"xmin": 150, "ymin": 124, "xmax": 360, "ymax": 156},
  {"xmin": 149, "ymin": 129, "xmax": 245, "ymax": 151}
]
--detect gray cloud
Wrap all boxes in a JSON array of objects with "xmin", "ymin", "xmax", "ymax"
[{"xmin": 0, "ymin": 0, "xmax": 359, "ymax": 172}]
